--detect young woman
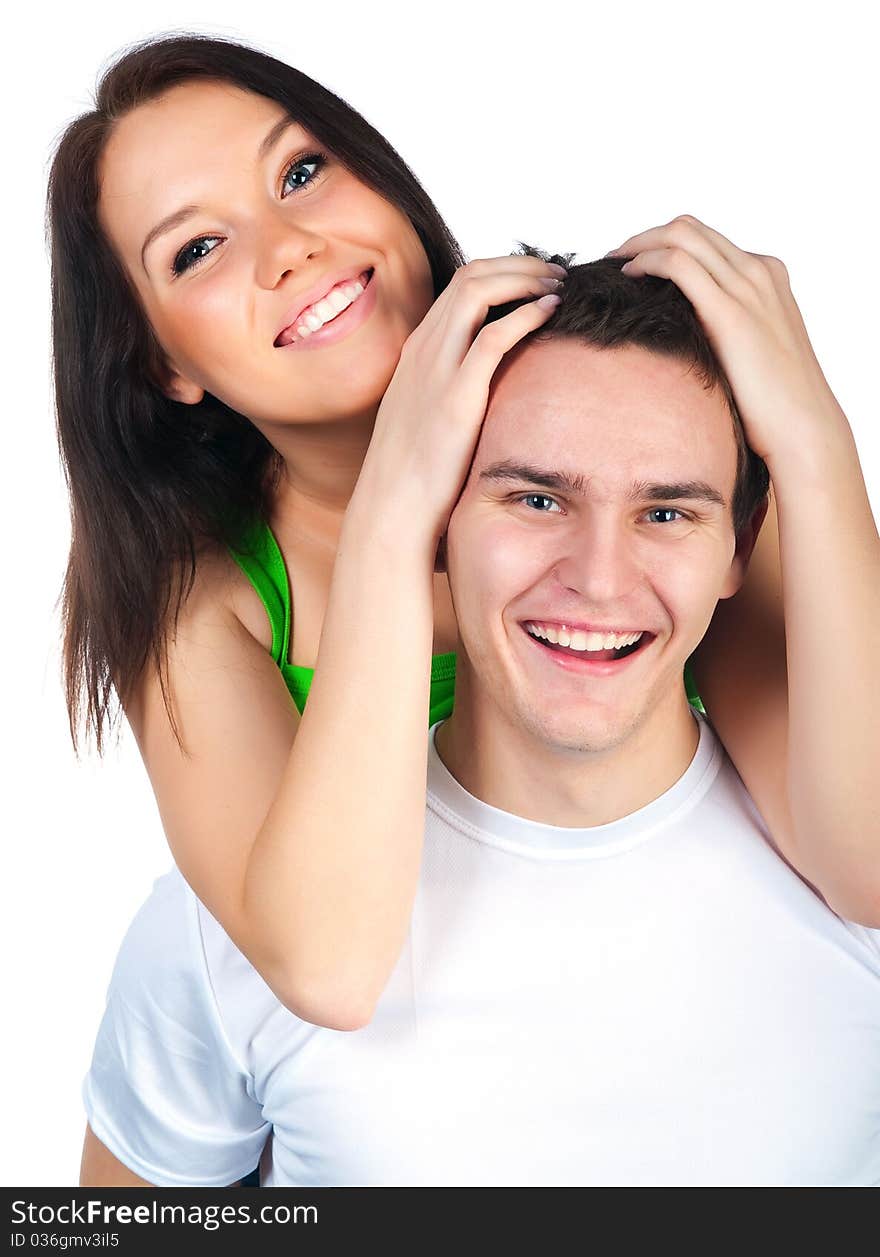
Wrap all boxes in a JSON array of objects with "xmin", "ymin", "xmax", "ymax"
[{"xmin": 51, "ymin": 32, "xmax": 879, "ymax": 1108}]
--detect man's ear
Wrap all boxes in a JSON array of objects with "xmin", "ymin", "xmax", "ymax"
[
  {"xmin": 433, "ymin": 534, "xmax": 448, "ymax": 575},
  {"xmin": 719, "ymin": 494, "xmax": 770, "ymax": 600}
]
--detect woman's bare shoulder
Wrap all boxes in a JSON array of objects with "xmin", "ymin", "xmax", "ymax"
[
  {"xmin": 124, "ymin": 542, "xmax": 275, "ymax": 739},
  {"xmin": 182, "ymin": 543, "xmax": 273, "ymax": 652},
  {"xmin": 122, "ymin": 542, "xmax": 300, "ymax": 939}
]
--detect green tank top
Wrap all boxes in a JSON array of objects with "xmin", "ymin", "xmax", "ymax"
[
  {"xmin": 227, "ymin": 519, "xmax": 703, "ymax": 722},
  {"xmin": 227, "ymin": 518, "xmax": 457, "ymax": 724}
]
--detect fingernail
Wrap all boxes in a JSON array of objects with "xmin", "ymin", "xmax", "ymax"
[
  {"xmin": 539, "ymin": 276, "xmax": 565, "ymax": 288},
  {"xmin": 604, "ymin": 248, "xmax": 620, "ymax": 257},
  {"xmin": 548, "ymin": 263, "xmax": 568, "ymax": 276},
  {"xmin": 536, "ymin": 293, "xmax": 562, "ymax": 308}
]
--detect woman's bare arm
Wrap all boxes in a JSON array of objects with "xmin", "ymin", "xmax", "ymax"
[
  {"xmin": 132, "ymin": 524, "xmax": 437, "ymax": 1031},
  {"xmin": 697, "ymin": 428, "xmax": 880, "ymax": 924},
  {"xmin": 690, "ymin": 492, "xmax": 793, "ymax": 857},
  {"xmin": 615, "ymin": 215, "xmax": 880, "ymax": 926},
  {"xmin": 129, "ymin": 259, "xmax": 564, "ymax": 1030}
]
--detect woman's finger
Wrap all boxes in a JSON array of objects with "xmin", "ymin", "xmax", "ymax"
[
  {"xmin": 613, "ymin": 214, "xmax": 739, "ymax": 262},
  {"xmin": 611, "ymin": 215, "xmax": 786, "ymax": 304},
  {"xmin": 456, "ymin": 254, "xmax": 568, "ymax": 280},
  {"xmin": 664, "ymin": 220, "xmax": 790, "ymax": 303},
  {"xmin": 619, "ymin": 247, "xmax": 732, "ymax": 325},
  {"xmin": 419, "ymin": 254, "xmax": 566, "ymax": 336},
  {"xmin": 458, "ymin": 293, "xmax": 562, "ymax": 392},
  {"xmin": 419, "ymin": 269, "xmax": 565, "ymax": 367}
]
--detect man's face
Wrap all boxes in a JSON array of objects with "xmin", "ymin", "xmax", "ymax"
[{"xmin": 445, "ymin": 338, "xmax": 750, "ymax": 755}]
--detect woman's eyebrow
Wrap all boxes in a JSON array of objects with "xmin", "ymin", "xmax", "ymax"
[
  {"xmin": 256, "ymin": 114, "xmax": 299, "ymax": 161},
  {"xmin": 140, "ymin": 116, "xmax": 299, "ymax": 267}
]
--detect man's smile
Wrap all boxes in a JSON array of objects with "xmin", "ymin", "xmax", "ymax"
[{"xmin": 518, "ymin": 619, "xmax": 656, "ymax": 673}]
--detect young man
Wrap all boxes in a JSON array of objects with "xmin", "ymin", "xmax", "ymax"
[{"xmin": 81, "ymin": 257, "xmax": 880, "ymax": 1187}]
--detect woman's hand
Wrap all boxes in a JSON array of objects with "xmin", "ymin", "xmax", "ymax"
[
  {"xmin": 615, "ymin": 216, "xmax": 880, "ymax": 924},
  {"xmin": 354, "ymin": 255, "xmax": 566, "ymax": 545},
  {"xmin": 607, "ymin": 214, "xmax": 848, "ymax": 468}
]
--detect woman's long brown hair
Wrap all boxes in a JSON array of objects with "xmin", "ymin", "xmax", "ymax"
[{"xmin": 48, "ymin": 33, "xmax": 464, "ymax": 752}]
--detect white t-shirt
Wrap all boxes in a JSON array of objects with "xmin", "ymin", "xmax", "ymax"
[{"xmin": 83, "ymin": 716, "xmax": 880, "ymax": 1186}]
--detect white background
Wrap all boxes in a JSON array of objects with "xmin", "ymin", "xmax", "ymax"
[{"xmin": 3, "ymin": 0, "xmax": 877, "ymax": 1185}]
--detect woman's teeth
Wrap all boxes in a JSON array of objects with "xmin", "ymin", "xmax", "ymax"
[
  {"xmin": 525, "ymin": 623, "xmax": 644, "ymax": 652},
  {"xmin": 295, "ymin": 277, "xmax": 366, "ymax": 338}
]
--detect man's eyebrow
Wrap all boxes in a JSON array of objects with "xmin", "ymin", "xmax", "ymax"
[
  {"xmin": 630, "ymin": 480, "xmax": 726, "ymax": 507},
  {"xmin": 479, "ymin": 463, "xmax": 726, "ymax": 507},
  {"xmin": 479, "ymin": 462, "xmax": 590, "ymax": 496},
  {"xmin": 140, "ymin": 116, "xmax": 298, "ymax": 267}
]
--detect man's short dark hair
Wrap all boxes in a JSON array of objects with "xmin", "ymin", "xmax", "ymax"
[{"xmin": 487, "ymin": 247, "xmax": 770, "ymax": 535}]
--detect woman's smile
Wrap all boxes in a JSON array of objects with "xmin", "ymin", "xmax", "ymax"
[
  {"xmin": 274, "ymin": 267, "xmax": 377, "ymax": 350},
  {"xmin": 98, "ymin": 80, "xmax": 435, "ymax": 428}
]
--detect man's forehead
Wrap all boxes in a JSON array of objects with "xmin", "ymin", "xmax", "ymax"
[{"xmin": 476, "ymin": 338, "xmax": 736, "ymax": 480}]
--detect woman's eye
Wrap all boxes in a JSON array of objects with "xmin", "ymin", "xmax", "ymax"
[
  {"xmin": 646, "ymin": 508, "xmax": 684, "ymax": 524},
  {"xmin": 172, "ymin": 236, "xmax": 223, "ymax": 276},
  {"xmin": 170, "ymin": 153, "xmax": 327, "ymax": 276},
  {"xmin": 521, "ymin": 493, "xmax": 561, "ymax": 513},
  {"xmin": 281, "ymin": 153, "xmax": 325, "ymax": 196}
]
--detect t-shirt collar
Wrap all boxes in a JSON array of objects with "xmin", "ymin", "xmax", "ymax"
[{"xmin": 426, "ymin": 712, "xmax": 722, "ymax": 860}]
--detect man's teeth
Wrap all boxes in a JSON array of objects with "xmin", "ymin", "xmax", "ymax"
[
  {"xmin": 525, "ymin": 624, "xmax": 644, "ymax": 652},
  {"xmin": 296, "ymin": 279, "xmax": 365, "ymax": 338}
]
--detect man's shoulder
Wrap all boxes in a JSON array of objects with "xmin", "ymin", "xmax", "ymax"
[
  {"xmin": 122, "ymin": 867, "xmax": 288, "ymax": 1046},
  {"xmin": 85, "ymin": 868, "xmax": 271, "ymax": 1185},
  {"xmin": 110, "ymin": 866, "xmax": 204, "ymax": 990},
  {"xmin": 104, "ymin": 868, "xmax": 266, "ymax": 1073},
  {"xmin": 707, "ymin": 737, "xmax": 880, "ymax": 959},
  {"xmin": 704, "ymin": 736, "xmax": 798, "ymax": 868}
]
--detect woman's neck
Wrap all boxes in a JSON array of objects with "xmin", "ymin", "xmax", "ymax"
[{"xmin": 263, "ymin": 410, "xmax": 376, "ymax": 537}]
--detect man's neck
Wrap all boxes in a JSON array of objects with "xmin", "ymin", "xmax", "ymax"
[{"xmin": 434, "ymin": 678, "xmax": 701, "ymax": 829}]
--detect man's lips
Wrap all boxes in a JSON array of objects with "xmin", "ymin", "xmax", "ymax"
[
  {"xmin": 519, "ymin": 620, "xmax": 656, "ymax": 673},
  {"xmin": 273, "ymin": 266, "xmax": 374, "ymax": 346},
  {"xmin": 523, "ymin": 619, "xmax": 647, "ymax": 640}
]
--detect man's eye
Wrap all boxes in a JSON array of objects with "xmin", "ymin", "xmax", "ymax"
[
  {"xmin": 646, "ymin": 508, "xmax": 684, "ymax": 524},
  {"xmin": 521, "ymin": 493, "xmax": 561, "ymax": 513}
]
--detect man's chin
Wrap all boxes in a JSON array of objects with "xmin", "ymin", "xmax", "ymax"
[{"xmin": 509, "ymin": 702, "xmax": 642, "ymax": 758}]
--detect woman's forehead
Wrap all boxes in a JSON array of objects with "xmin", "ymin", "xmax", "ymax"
[{"xmin": 97, "ymin": 81, "xmax": 301, "ymax": 260}]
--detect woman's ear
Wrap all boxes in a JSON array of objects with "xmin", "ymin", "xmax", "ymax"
[
  {"xmin": 160, "ymin": 364, "xmax": 205, "ymax": 406},
  {"xmin": 148, "ymin": 341, "xmax": 205, "ymax": 404}
]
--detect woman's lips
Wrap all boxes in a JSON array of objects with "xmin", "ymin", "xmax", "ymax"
[{"xmin": 274, "ymin": 268, "xmax": 376, "ymax": 350}]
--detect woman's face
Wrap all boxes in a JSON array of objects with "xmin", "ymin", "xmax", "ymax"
[{"xmin": 98, "ymin": 79, "xmax": 436, "ymax": 429}]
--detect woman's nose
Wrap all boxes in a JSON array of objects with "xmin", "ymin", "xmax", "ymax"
[{"xmin": 254, "ymin": 212, "xmax": 327, "ymax": 289}]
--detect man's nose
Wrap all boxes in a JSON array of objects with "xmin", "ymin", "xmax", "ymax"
[
  {"xmin": 552, "ymin": 521, "xmax": 641, "ymax": 605},
  {"xmin": 254, "ymin": 210, "xmax": 327, "ymax": 289}
]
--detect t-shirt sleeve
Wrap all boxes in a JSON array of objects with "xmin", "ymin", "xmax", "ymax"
[
  {"xmin": 82, "ymin": 870, "xmax": 270, "ymax": 1187},
  {"xmin": 839, "ymin": 919, "xmax": 880, "ymax": 961}
]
